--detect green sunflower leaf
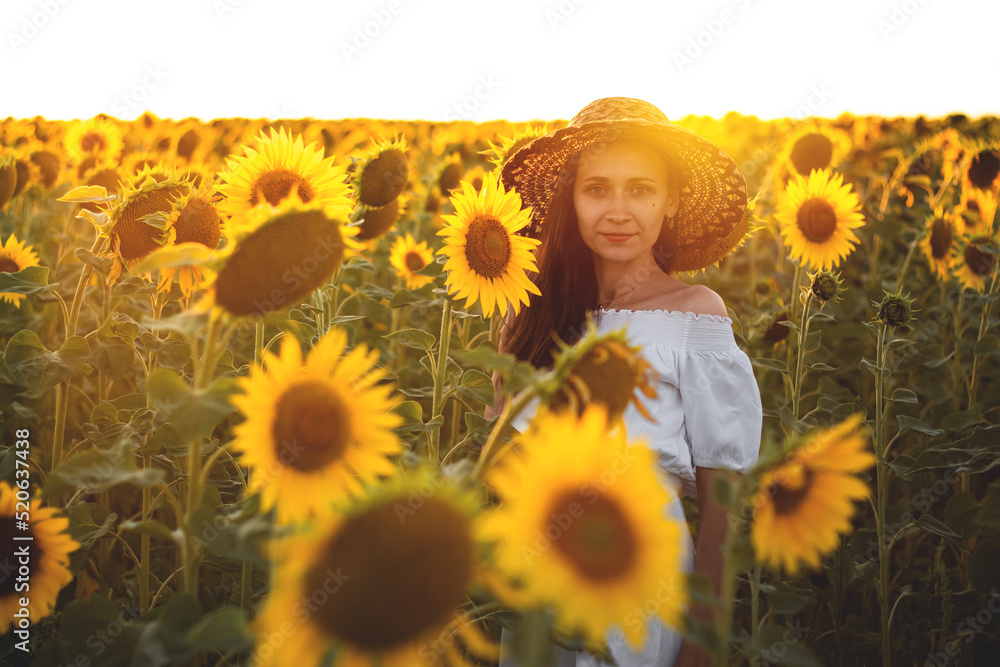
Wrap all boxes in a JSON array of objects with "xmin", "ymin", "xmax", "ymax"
[
  {"xmin": 2, "ymin": 330, "xmax": 90, "ymax": 397},
  {"xmin": 383, "ymin": 328, "xmax": 436, "ymax": 352}
]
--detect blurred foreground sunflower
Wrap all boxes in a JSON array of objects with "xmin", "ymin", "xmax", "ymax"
[
  {"xmin": 253, "ymin": 469, "xmax": 498, "ymax": 666},
  {"xmin": 482, "ymin": 406, "xmax": 686, "ymax": 652},
  {"xmin": 775, "ymin": 168, "xmax": 866, "ymax": 271},
  {"xmin": 0, "ymin": 233, "xmax": 41, "ymax": 308},
  {"xmin": 217, "ymin": 127, "xmax": 354, "ymax": 220},
  {"xmin": 549, "ymin": 322, "xmax": 658, "ymax": 423},
  {"xmin": 437, "ymin": 175, "xmax": 541, "ymax": 317},
  {"xmin": 0, "ymin": 482, "xmax": 79, "ymax": 631},
  {"xmin": 229, "ymin": 327, "xmax": 403, "ymax": 524},
  {"xmin": 389, "ymin": 233, "xmax": 434, "ymax": 289},
  {"xmin": 750, "ymin": 414, "xmax": 874, "ymax": 574}
]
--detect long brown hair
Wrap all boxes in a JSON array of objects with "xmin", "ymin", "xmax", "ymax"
[{"xmin": 502, "ymin": 148, "xmax": 683, "ymax": 368}]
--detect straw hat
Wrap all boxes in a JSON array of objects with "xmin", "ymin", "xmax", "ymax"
[{"xmin": 500, "ymin": 97, "xmax": 751, "ymax": 272}]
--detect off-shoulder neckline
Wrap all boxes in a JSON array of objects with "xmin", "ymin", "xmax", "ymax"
[{"xmin": 597, "ymin": 307, "xmax": 732, "ymax": 324}]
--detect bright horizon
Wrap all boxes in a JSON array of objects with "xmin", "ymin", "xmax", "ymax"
[{"xmin": 3, "ymin": 0, "xmax": 997, "ymax": 123}]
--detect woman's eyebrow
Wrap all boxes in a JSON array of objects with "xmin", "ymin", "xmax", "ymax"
[{"xmin": 578, "ymin": 175, "xmax": 660, "ymax": 183}]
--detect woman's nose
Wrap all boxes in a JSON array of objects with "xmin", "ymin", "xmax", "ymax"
[{"xmin": 606, "ymin": 191, "xmax": 630, "ymax": 221}]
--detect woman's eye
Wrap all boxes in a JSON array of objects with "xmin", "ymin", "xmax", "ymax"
[
  {"xmin": 632, "ymin": 186, "xmax": 650, "ymax": 195},
  {"xmin": 588, "ymin": 185, "xmax": 606, "ymax": 195}
]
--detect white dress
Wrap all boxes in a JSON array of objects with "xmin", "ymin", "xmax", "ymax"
[{"xmin": 498, "ymin": 308, "xmax": 763, "ymax": 667}]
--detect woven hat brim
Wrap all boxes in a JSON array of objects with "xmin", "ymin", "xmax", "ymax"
[{"xmin": 500, "ymin": 120, "xmax": 749, "ymax": 272}]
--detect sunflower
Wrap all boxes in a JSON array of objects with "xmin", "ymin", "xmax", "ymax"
[
  {"xmin": 919, "ymin": 206, "xmax": 964, "ymax": 281},
  {"xmin": 389, "ymin": 233, "xmax": 435, "ymax": 290},
  {"xmin": 0, "ymin": 234, "xmax": 42, "ymax": 308},
  {"xmin": 774, "ymin": 124, "xmax": 852, "ymax": 186},
  {"xmin": 930, "ymin": 128, "xmax": 968, "ymax": 186},
  {"xmin": 64, "ymin": 117, "xmax": 124, "ymax": 167},
  {"xmin": 252, "ymin": 469, "xmax": 498, "ymax": 667},
  {"xmin": 548, "ymin": 322, "xmax": 658, "ymax": 423},
  {"xmin": 355, "ymin": 195, "xmax": 407, "ymax": 241},
  {"xmin": 775, "ymin": 168, "xmax": 866, "ymax": 271},
  {"xmin": 229, "ymin": 327, "xmax": 403, "ymax": 524},
  {"xmin": 99, "ymin": 167, "xmax": 193, "ymax": 283},
  {"xmin": 750, "ymin": 414, "xmax": 874, "ymax": 574},
  {"xmin": 961, "ymin": 145, "xmax": 1000, "ymax": 195},
  {"xmin": 953, "ymin": 233, "xmax": 999, "ymax": 293},
  {"xmin": 153, "ymin": 187, "xmax": 223, "ymax": 298},
  {"xmin": 352, "ymin": 137, "xmax": 408, "ymax": 208},
  {"xmin": 482, "ymin": 405, "xmax": 687, "ymax": 652},
  {"xmin": 0, "ymin": 156, "xmax": 17, "ymax": 209},
  {"xmin": 958, "ymin": 185, "xmax": 997, "ymax": 235},
  {"xmin": 217, "ymin": 127, "xmax": 354, "ymax": 221},
  {"xmin": 481, "ymin": 124, "xmax": 549, "ymax": 170},
  {"xmin": 0, "ymin": 482, "xmax": 79, "ymax": 631},
  {"xmin": 438, "ymin": 154, "xmax": 464, "ymax": 197},
  {"xmin": 436, "ymin": 175, "xmax": 541, "ymax": 317},
  {"xmin": 189, "ymin": 192, "xmax": 361, "ymax": 318}
]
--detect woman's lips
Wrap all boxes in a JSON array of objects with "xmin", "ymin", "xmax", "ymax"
[{"xmin": 601, "ymin": 233, "xmax": 634, "ymax": 243}]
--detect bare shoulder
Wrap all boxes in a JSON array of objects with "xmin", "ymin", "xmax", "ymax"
[{"xmin": 646, "ymin": 277, "xmax": 729, "ymax": 317}]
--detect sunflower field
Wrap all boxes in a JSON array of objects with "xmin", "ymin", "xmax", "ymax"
[{"xmin": 0, "ymin": 110, "xmax": 998, "ymax": 667}]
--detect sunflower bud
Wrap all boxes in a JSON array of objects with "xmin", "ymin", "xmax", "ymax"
[
  {"xmin": 875, "ymin": 291, "xmax": 918, "ymax": 329},
  {"xmin": 809, "ymin": 270, "xmax": 845, "ymax": 303}
]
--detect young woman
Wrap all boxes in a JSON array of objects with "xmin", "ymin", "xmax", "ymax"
[{"xmin": 489, "ymin": 97, "xmax": 763, "ymax": 667}]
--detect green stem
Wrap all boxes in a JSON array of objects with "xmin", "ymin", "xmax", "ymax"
[
  {"xmin": 967, "ymin": 261, "xmax": 999, "ymax": 411},
  {"xmin": 750, "ymin": 563, "xmax": 762, "ymax": 646},
  {"xmin": 183, "ymin": 311, "xmax": 223, "ymax": 598},
  {"xmin": 140, "ymin": 290, "xmax": 168, "ymax": 614},
  {"xmin": 51, "ymin": 237, "xmax": 106, "ymax": 472},
  {"xmin": 472, "ymin": 388, "xmax": 539, "ymax": 481},
  {"xmin": 784, "ymin": 263, "xmax": 803, "ymax": 404},
  {"xmin": 875, "ymin": 323, "xmax": 891, "ymax": 667},
  {"xmin": 427, "ymin": 298, "xmax": 454, "ymax": 463},
  {"xmin": 715, "ymin": 476, "xmax": 744, "ymax": 667},
  {"xmin": 792, "ymin": 291, "xmax": 814, "ymax": 423}
]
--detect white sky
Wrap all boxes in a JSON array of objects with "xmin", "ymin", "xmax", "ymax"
[{"xmin": 2, "ymin": 0, "xmax": 997, "ymax": 122}]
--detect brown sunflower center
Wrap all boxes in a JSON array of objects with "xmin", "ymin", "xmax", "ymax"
[
  {"xmin": 0, "ymin": 257, "xmax": 20, "ymax": 273},
  {"xmin": 0, "ymin": 518, "xmax": 38, "ymax": 598},
  {"xmin": 548, "ymin": 490, "xmax": 637, "ymax": 582},
  {"xmin": 214, "ymin": 210, "xmax": 344, "ymax": 317},
  {"xmin": 31, "ymin": 151, "xmax": 60, "ymax": 188},
  {"xmin": 174, "ymin": 197, "xmax": 222, "ymax": 249},
  {"xmin": 271, "ymin": 381, "xmax": 351, "ymax": 473},
  {"xmin": 404, "ymin": 250, "xmax": 426, "ymax": 273},
  {"xmin": 305, "ymin": 495, "xmax": 473, "ymax": 649},
  {"xmin": 965, "ymin": 242, "xmax": 997, "ymax": 277},
  {"xmin": 439, "ymin": 162, "xmax": 462, "ymax": 195},
  {"xmin": 356, "ymin": 198, "xmax": 400, "ymax": 241},
  {"xmin": 248, "ymin": 168, "xmax": 315, "ymax": 207},
  {"xmin": 929, "ymin": 218, "xmax": 952, "ymax": 260},
  {"xmin": 465, "ymin": 215, "xmax": 511, "ymax": 279},
  {"xmin": 968, "ymin": 150, "xmax": 1000, "ymax": 190},
  {"xmin": 796, "ymin": 198, "xmax": 838, "ymax": 243},
  {"xmin": 80, "ymin": 131, "xmax": 106, "ymax": 154},
  {"xmin": 177, "ymin": 129, "xmax": 200, "ymax": 160},
  {"xmin": 763, "ymin": 312, "xmax": 790, "ymax": 343},
  {"xmin": 790, "ymin": 133, "xmax": 834, "ymax": 175},
  {"xmin": 359, "ymin": 149, "xmax": 408, "ymax": 207},
  {"xmin": 551, "ymin": 342, "xmax": 639, "ymax": 422},
  {"xmin": 770, "ymin": 466, "xmax": 814, "ymax": 516},
  {"xmin": 114, "ymin": 185, "xmax": 188, "ymax": 260}
]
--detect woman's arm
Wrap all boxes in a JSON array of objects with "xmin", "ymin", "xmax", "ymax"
[{"xmin": 674, "ymin": 466, "xmax": 730, "ymax": 667}]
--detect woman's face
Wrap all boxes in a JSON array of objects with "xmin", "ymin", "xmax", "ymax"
[{"xmin": 573, "ymin": 141, "xmax": 679, "ymax": 269}]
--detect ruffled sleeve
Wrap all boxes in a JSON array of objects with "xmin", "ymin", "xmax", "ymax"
[{"xmin": 676, "ymin": 342, "xmax": 762, "ymax": 473}]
